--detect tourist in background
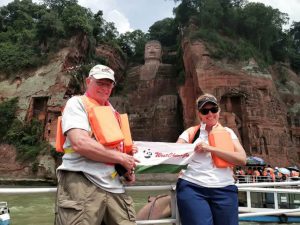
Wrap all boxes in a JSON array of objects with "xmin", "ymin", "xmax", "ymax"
[
  {"xmin": 176, "ymin": 93, "xmax": 247, "ymax": 225},
  {"xmin": 252, "ymin": 167, "xmax": 261, "ymax": 182}
]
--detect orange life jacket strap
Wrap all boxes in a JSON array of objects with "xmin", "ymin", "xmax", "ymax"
[
  {"xmin": 120, "ymin": 114, "xmax": 133, "ymax": 154},
  {"xmin": 55, "ymin": 116, "xmax": 65, "ymax": 152},
  {"xmin": 186, "ymin": 125, "xmax": 201, "ymax": 143},
  {"xmin": 186, "ymin": 123, "xmax": 224, "ymax": 143}
]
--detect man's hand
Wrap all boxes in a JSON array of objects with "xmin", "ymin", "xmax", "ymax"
[
  {"xmin": 124, "ymin": 170, "xmax": 136, "ymax": 185},
  {"xmin": 121, "ymin": 153, "xmax": 140, "ymax": 172}
]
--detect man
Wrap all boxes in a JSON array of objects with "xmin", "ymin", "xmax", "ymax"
[{"xmin": 55, "ymin": 64, "xmax": 139, "ymax": 225}]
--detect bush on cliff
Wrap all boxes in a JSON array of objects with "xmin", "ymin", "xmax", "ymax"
[
  {"xmin": 0, "ymin": 98, "xmax": 51, "ymax": 162},
  {"xmin": 0, "ymin": 97, "xmax": 18, "ymax": 141}
]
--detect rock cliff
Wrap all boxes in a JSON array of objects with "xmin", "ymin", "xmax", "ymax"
[
  {"xmin": 112, "ymin": 63, "xmax": 183, "ymax": 142},
  {"xmin": 0, "ymin": 35, "xmax": 127, "ymax": 179},
  {"xmin": 179, "ymin": 39, "xmax": 300, "ymax": 167},
  {"xmin": 0, "ymin": 36, "xmax": 299, "ymax": 179}
]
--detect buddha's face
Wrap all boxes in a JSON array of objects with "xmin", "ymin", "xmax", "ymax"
[{"xmin": 144, "ymin": 41, "xmax": 162, "ymax": 61}]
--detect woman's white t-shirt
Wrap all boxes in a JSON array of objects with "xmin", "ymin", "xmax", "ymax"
[{"xmin": 179, "ymin": 122, "xmax": 237, "ymax": 188}]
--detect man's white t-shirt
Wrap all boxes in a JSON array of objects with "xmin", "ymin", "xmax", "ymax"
[
  {"xmin": 57, "ymin": 96, "xmax": 124, "ymax": 193},
  {"xmin": 179, "ymin": 123, "xmax": 237, "ymax": 188}
]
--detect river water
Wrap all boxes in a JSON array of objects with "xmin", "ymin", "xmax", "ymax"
[{"xmin": 0, "ymin": 189, "xmax": 296, "ymax": 225}]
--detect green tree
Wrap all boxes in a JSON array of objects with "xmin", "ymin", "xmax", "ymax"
[
  {"xmin": 118, "ymin": 30, "xmax": 148, "ymax": 58},
  {"xmin": 290, "ymin": 21, "xmax": 300, "ymax": 53},
  {"xmin": 0, "ymin": 42, "xmax": 43, "ymax": 75},
  {"xmin": 0, "ymin": 0, "xmax": 124, "ymax": 76},
  {"xmin": 36, "ymin": 10, "xmax": 64, "ymax": 47},
  {"xmin": 92, "ymin": 10, "xmax": 105, "ymax": 38},
  {"xmin": 0, "ymin": 0, "xmax": 44, "ymax": 44},
  {"xmin": 173, "ymin": 0, "xmax": 198, "ymax": 27},
  {"xmin": 0, "ymin": 0, "xmax": 48, "ymax": 74},
  {"xmin": 43, "ymin": 0, "xmax": 77, "ymax": 15},
  {"xmin": 173, "ymin": 0, "xmax": 224, "ymax": 30},
  {"xmin": 98, "ymin": 21, "xmax": 119, "ymax": 43},
  {"xmin": 238, "ymin": 3, "xmax": 288, "ymax": 53},
  {"xmin": 289, "ymin": 22, "xmax": 300, "ymax": 72},
  {"xmin": 198, "ymin": 0, "xmax": 223, "ymax": 29},
  {"xmin": 148, "ymin": 18, "xmax": 178, "ymax": 46},
  {"xmin": 61, "ymin": 4, "xmax": 93, "ymax": 35},
  {"xmin": 270, "ymin": 32, "xmax": 290, "ymax": 62},
  {"xmin": 3, "ymin": 0, "xmax": 44, "ymax": 31},
  {"xmin": 5, "ymin": 118, "xmax": 47, "ymax": 161},
  {"xmin": 0, "ymin": 98, "xmax": 50, "ymax": 162},
  {"xmin": 0, "ymin": 98, "xmax": 18, "ymax": 142}
]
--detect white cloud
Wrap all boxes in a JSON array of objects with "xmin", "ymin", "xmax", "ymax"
[
  {"xmin": 78, "ymin": 0, "xmax": 178, "ymax": 33},
  {"xmin": 0, "ymin": 0, "xmax": 14, "ymax": 6},
  {"xmin": 116, "ymin": 0, "xmax": 178, "ymax": 32},
  {"xmin": 78, "ymin": 0, "xmax": 117, "ymax": 13},
  {"xmin": 105, "ymin": 9, "xmax": 133, "ymax": 33},
  {"xmin": 78, "ymin": 0, "xmax": 133, "ymax": 33}
]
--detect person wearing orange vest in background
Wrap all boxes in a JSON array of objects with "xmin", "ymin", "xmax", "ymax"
[
  {"xmin": 54, "ymin": 65, "xmax": 139, "ymax": 225},
  {"xmin": 175, "ymin": 93, "xmax": 247, "ymax": 225}
]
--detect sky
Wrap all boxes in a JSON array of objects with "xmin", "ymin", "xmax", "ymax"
[{"xmin": 0, "ymin": 0, "xmax": 299, "ymax": 33}]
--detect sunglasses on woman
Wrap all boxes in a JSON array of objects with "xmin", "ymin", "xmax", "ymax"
[{"xmin": 199, "ymin": 106, "xmax": 219, "ymax": 115}]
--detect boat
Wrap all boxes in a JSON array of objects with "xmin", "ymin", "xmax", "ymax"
[
  {"xmin": 238, "ymin": 180, "xmax": 300, "ymax": 223},
  {"xmin": 0, "ymin": 202, "xmax": 10, "ymax": 225},
  {"xmin": 134, "ymin": 180, "xmax": 300, "ymax": 224},
  {"xmin": 0, "ymin": 181, "xmax": 299, "ymax": 224}
]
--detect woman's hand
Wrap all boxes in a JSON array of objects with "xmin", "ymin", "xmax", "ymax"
[
  {"xmin": 195, "ymin": 140, "xmax": 247, "ymax": 166},
  {"xmin": 194, "ymin": 142, "xmax": 210, "ymax": 153}
]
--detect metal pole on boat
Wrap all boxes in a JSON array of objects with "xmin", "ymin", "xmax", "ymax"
[
  {"xmin": 274, "ymin": 191, "xmax": 279, "ymax": 210},
  {"xmin": 237, "ymin": 180, "xmax": 300, "ymax": 188},
  {"xmin": 0, "ymin": 187, "xmax": 57, "ymax": 193},
  {"xmin": 239, "ymin": 208, "xmax": 300, "ymax": 218}
]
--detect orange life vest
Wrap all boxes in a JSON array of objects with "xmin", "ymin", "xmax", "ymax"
[
  {"xmin": 119, "ymin": 114, "xmax": 133, "ymax": 153},
  {"xmin": 186, "ymin": 125, "xmax": 201, "ymax": 144},
  {"xmin": 55, "ymin": 95, "xmax": 133, "ymax": 154},
  {"xmin": 186, "ymin": 123, "xmax": 233, "ymax": 168},
  {"xmin": 55, "ymin": 116, "xmax": 65, "ymax": 152}
]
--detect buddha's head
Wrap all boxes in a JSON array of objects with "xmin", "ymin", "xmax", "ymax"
[{"xmin": 144, "ymin": 40, "xmax": 162, "ymax": 64}]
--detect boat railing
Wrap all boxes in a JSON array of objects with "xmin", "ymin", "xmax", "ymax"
[
  {"xmin": 1, "ymin": 181, "xmax": 300, "ymax": 224},
  {"xmin": 235, "ymin": 175, "xmax": 300, "ymax": 183},
  {"xmin": 237, "ymin": 180, "xmax": 300, "ymax": 188},
  {"xmin": 0, "ymin": 185, "xmax": 180, "ymax": 225},
  {"xmin": 238, "ymin": 181, "xmax": 300, "ymax": 222}
]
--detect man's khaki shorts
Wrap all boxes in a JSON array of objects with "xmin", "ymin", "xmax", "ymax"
[{"xmin": 54, "ymin": 170, "xmax": 136, "ymax": 225}]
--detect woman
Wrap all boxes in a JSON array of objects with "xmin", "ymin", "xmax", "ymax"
[{"xmin": 176, "ymin": 93, "xmax": 246, "ymax": 225}]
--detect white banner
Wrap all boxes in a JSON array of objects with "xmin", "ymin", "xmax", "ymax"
[{"xmin": 134, "ymin": 141, "xmax": 195, "ymax": 173}]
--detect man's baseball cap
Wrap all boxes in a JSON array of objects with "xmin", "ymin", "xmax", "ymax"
[
  {"xmin": 89, "ymin": 65, "xmax": 115, "ymax": 83},
  {"xmin": 197, "ymin": 95, "xmax": 218, "ymax": 110}
]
